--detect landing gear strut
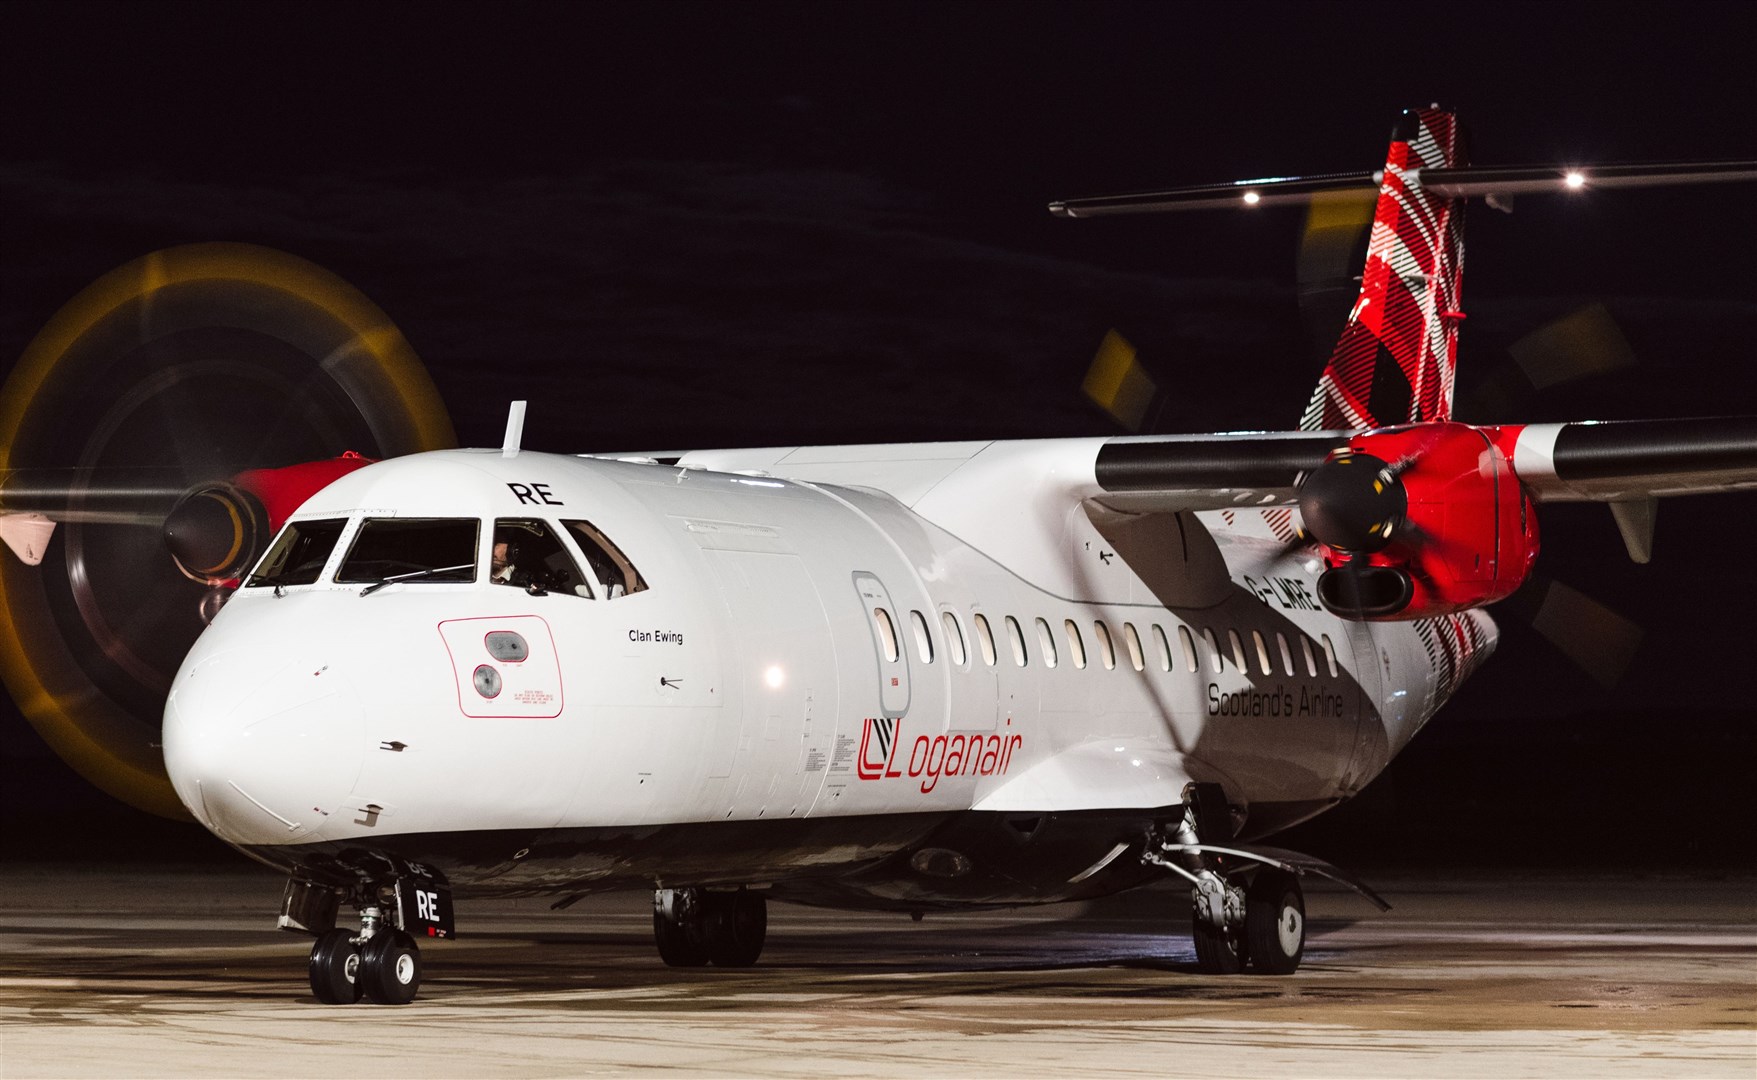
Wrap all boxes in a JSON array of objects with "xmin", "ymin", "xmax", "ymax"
[
  {"xmin": 653, "ymin": 887, "xmax": 767, "ymax": 967},
  {"xmin": 283, "ymin": 875, "xmax": 449, "ymax": 1005},
  {"xmin": 1143, "ymin": 782, "xmax": 1310, "ymax": 975}
]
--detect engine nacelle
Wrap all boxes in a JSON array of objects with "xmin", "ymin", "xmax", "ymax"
[{"xmin": 1312, "ymin": 423, "xmax": 1538, "ymax": 620}]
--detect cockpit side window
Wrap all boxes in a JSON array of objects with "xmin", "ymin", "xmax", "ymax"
[
  {"xmin": 248, "ymin": 518, "xmax": 346, "ymax": 587},
  {"xmin": 493, "ymin": 519, "xmax": 591, "ymax": 597},
  {"xmin": 335, "ymin": 518, "xmax": 478, "ymax": 584},
  {"xmin": 562, "ymin": 520, "xmax": 647, "ymax": 598}
]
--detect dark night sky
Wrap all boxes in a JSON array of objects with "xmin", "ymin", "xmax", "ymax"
[{"xmin": 2, "ymin": 1, "xmax": 1753, "ymax": 861}]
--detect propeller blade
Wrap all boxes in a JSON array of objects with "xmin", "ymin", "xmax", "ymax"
[
  {"xmin": 1461, "ymin": 303, "xmax": 1637, "ymax": 420},
  {"xmin": 1081, "ymin": 329, "xmax": 1158, "ymax": 432},
  {"xmin": 1508, "ymin": 576, "xmax": 1645, "ymax": 688},
  {"xmin": 1296, "ymin": 190, "xmax": 1375, "ymax": 359}
]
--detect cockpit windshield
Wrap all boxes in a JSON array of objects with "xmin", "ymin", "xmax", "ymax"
[
  {"xmin": 563, "ymin": 519, "xmax": 647, "ymax": 597},
  {"xmin": 492, "ymin": 519, "xmax": 590, "ymax": 596},
  {"xmin": 335, "ymin": 518, "xmax": 479, "ymax": 585},
  {"xmin": 247, "ymin": 518, "xmax": 346, "ymax": 588}
]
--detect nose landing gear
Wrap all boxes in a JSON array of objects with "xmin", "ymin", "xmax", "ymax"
[
  {"xmin": 282, "ymin": 875, "xmax": 448, "ymax": 1005},
  {"xmin": 304, "ymin": 904, "xmax": 423, "ymax": 1005},
  {"xmin": 653, "ymin": 887, "xmax": 768, "ymax": 968}
]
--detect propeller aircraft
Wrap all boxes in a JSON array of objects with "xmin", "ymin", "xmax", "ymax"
[{"xmin": 2, "ymin": 106, "xmax": 1754, "ymax": 1004}]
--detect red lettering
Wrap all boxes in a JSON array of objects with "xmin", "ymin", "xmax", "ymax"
[{"xmin": 908, "ymin": 736, "xmax": 929, "ymax": 777}]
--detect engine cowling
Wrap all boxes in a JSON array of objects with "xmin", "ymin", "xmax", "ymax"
[{"xmin": 1299, "ymin": 423, "xmax": 1538, "ymax": 620}]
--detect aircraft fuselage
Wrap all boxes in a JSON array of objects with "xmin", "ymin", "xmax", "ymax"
[{"xmin": 162, "ymin": 446, "xmax": 1493, "ymax": 909}]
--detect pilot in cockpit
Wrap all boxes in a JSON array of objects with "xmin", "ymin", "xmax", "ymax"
[
  {"xmin": 490, "ymin": 540, "xmax": 521, "ymax": 586},
  {"xmin": 491, "ymin": 521, "xmax": 595, "ymax": 597}
]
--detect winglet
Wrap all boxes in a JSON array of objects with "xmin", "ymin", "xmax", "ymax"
[
  {"xmin": 502, "ymin": 400, "xmax": 528, "ymax": 458},
  {"xmin": 0, "ymin": 512, "xmax": 56, "ymax": 566}
]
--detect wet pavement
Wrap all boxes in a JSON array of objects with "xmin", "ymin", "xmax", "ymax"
[{"xmin": 2, "ymin": 865, "xmax": 1753, "ymax": 1077}]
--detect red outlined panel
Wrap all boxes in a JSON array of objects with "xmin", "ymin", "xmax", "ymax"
[{"xmin": 437, "ymin": 615, "xmax": 564, "ymax": 718}]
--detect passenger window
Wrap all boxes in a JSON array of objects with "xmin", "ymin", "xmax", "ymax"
[
  {"xmin": 1276, "ymin": 632, "xmax": 1295, "ymax": 676},
  {"xmin": 910, "ymin": 610, "xmax": 934, "ymax": 663},
  {"xmin": 1300, "ymin": 635, "xmax": 1318, "ymax": 677},
  {"xmin": 1153, "ymin": 624, "xmax": 1173, "ymax": 672},
  {"xmin": 973, "ymin": 613, "xmax": 998, "ymax": 666},
  {"xmin": 561, "ymin": 520, "xmax": 647, "ymax": 598},
  {"xmin": 940, "ymin": 611, "xmax": 968, "ymax": 666},
  {"xmin": 1007, "ymin": 616, "xmax": 1029, "ymax": 666},
  {"xmin": 249, "ymin": 518, "xmax": 346, "ymax": 587},
  {"xmin": 1035, "ymin": 617, "xmax": 1058, "ymax": 668},
  {"xmin": 873, "ymin": 608, "xmax": 900, "ymax": 663},
  {"xmin": 337, "ymin": 518, "xmax": 478, "ymax": 585},
  {"xmin": 1202, "ymin": 628, "xmax": 1222, "ymax": 673},
  {"xmin": 1178, "ymin": 625, "xmax": 1199, "ymax": 673},
  {"xmin": 1065, "ymin": 619, "xmax": 1087, "ymax": 669},
  {"xmin": 1320, "ymin": 633, "xmax": 1340, "ymax": 677},
  {"xmin": 1124, "ymin": 623, "xmax": 1145, "ymax": 672},
  {"xmin": 1094, "ymin": 621, "xmax": 1116, "ymax": 670},
  {"xmin": 1227, "ymin": 630, "xmax": 1247, "ymax": 672},
  {"xmin": 1252, "ymin": 630, "xmax": 1273, "ymax": 675},
  {"xmin": 492, "ymin": 519, "xmax": 589, "ymax": 597}
]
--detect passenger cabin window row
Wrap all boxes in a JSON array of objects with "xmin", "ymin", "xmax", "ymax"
[
  {"xmin": 247, "ymin": 515, "xmax": 648, "ymax": 599},
  {"xmin": 864, "ymin": 601, "xmax": 1343, "ymax": 682}
]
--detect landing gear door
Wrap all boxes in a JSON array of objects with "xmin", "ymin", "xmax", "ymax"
[{"xmin": 853, "ymin": 573, "xmax": 909, "ymax": 719}]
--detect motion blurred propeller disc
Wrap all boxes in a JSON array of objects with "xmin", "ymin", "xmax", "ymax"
[{"xmin": 0, "ymin": 243, "xmax": 455, "ymax": 818}]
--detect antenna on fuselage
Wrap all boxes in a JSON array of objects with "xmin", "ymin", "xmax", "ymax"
[{"xmin": 502, "ymin": 400, "xmax": 527, "ymax": 458}]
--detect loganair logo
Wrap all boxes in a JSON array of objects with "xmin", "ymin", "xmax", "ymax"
[{"xmin": 857, "ymin": 717, "xmax": 1024, "ymax": 794}]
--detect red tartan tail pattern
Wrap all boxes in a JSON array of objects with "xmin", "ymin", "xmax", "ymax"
[{"xmin": 1301, "ymin": 108, "xmax": 1466, "ymax": 431}]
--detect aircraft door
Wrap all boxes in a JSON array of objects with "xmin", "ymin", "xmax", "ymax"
[
  {"xmin": 853, "ymin": 573, "xmax": 909, "ymax": 719},
  {"xmin": 702, "ymin": 550, "xmax": 837, "ymax": 783}
]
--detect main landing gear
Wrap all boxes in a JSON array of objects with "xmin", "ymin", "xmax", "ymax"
[
  {"xmin": 1144, "ymin": 783, "xmax": 1309, "ymax": 975},
  {"xmin": 653, "ymin": 887, "xmax": 768, "ymax": 967},
  {"xmin": 281, "ymin": 875, "xmax": 452, "ymax": 1005}
]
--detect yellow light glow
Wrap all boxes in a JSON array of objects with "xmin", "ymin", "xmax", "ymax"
[
  {"xmin": 1564, "ymin": 171, "xmax": 1586, "ymax": 189},
  {"xmin": 764, "ymin": 665, "xmax": 785, "ymax": 689},
  {"xmin": 1242, "ymin": 190, "xmax": 1262, "ymax": 205}
]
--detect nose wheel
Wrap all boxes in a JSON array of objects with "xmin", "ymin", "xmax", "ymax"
[
  {"xmin": 308, "ymin": 929, "xmax": 363, "ymax": 1004},
  {"xmin": 308, "ymin": 927, "xmax": 422, "ymax": 1005},
  {"xmin": 360, "ymin": 930, "xmax": 423, "ymax": 1005}
]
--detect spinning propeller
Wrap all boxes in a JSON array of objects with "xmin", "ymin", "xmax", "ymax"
[{"xmin": 0, "ymin": 243, "xmax": 455, "ymax": 817}]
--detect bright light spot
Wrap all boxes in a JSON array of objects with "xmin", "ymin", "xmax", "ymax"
[
  {"xmin": 1242, "ymin": 190, "xmax": 1261, "ymax": 205},
  {"xmin": 764, "ymin": 665, "xmax": 785, "ymax": 689},
  {"xmin": 1564, "ymin": 171, "xmax": 1586, "ymax": 189}
]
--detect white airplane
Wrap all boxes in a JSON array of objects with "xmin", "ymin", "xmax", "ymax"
[{"xmin": 2, "ymin": 107, "xmax": 1755, "ymax": 1005}]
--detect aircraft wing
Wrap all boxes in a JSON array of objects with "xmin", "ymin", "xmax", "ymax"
[
  {"xmin": 654, "ymin": 417, "xmax": 1757, "ymax": 518},
  {"xmin": 1503, "ymin": 417, "xmax": 1757, "ymax": 502}
]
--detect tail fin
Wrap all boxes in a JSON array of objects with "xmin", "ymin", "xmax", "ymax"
[{"xmin": 1300, "ymin": 107, "xmax": 1467, "ymax": 431}]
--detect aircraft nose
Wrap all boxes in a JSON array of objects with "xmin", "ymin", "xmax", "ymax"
[{"xmin": 163, "ymin": 646, "xmax": 364, "ymax": 846}]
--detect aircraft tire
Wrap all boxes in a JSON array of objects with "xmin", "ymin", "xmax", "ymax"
[
  {"xmin": 1245, "ymin": 870, "xmax": 1306, "ymax": 975},
  {"xmin": 308, "ymin": 929, "xmax": 363, "ymax": 1004},
  {"xmin": 653, "ymin": 889, "xmax": 712, "ymax": 967},
  {"xmin": 360, "ymin": 930, "xmax": 422, "ymax": 1005},
  {"xmin": 1191, "ymin": 917, "xmax": 1245, "ymax": 974},
  {"xmin": 706, "ymin": 892, "xmax": 767, "ymax": 968}
]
